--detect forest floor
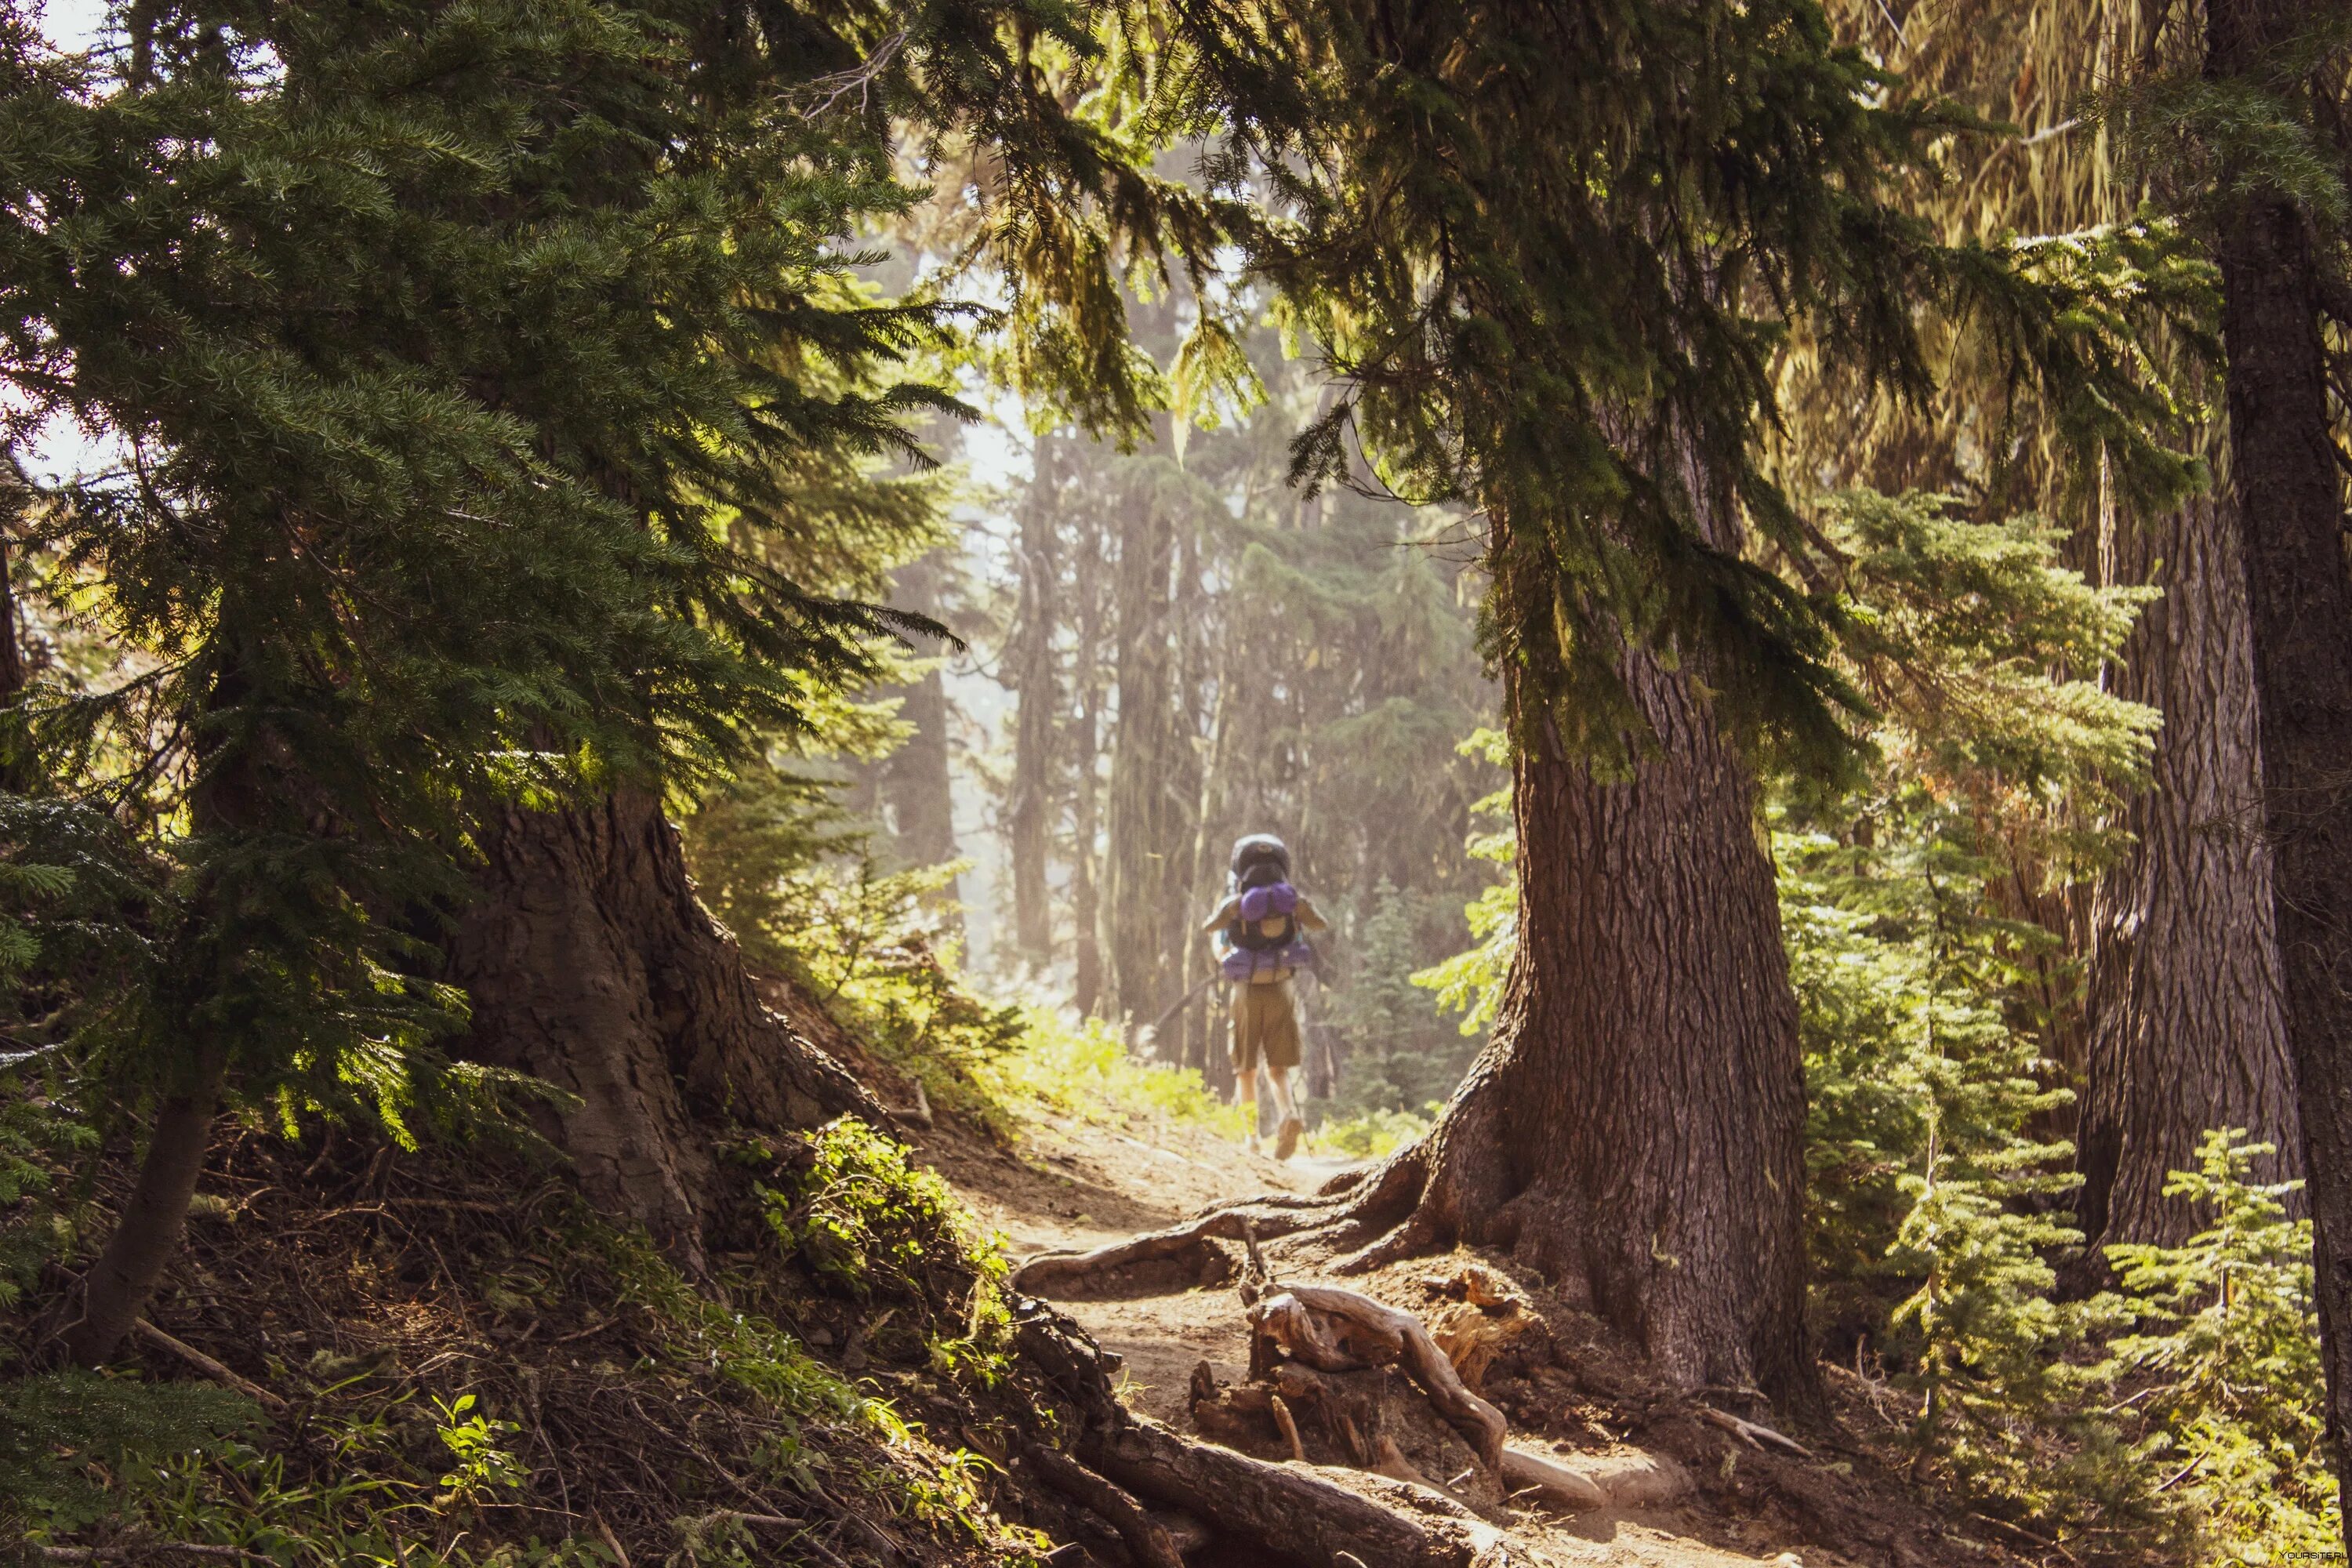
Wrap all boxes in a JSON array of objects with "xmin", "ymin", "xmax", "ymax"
[{"xmin": 904, "ymin": 1084, "xmax": 2025, "ymax": 1568}]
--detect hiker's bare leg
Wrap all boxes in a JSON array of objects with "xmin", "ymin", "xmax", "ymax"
[
  {"xmin": 1266, "ymin": 1066, "xmax": 1298, "ymax": 1123},
  {"xmin": 1236, "ymin": 1062, "xmax": 1262, "ymax": 1148}
]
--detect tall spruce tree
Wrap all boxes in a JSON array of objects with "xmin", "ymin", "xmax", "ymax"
[
  {"xmin": 1806, "ymin": 0, "xmax": 2299, "ymax": 1254},
  {"xmin": 0, "ymin": 0, "xmax": 1236, "ymax": 1350},
  {"xmin": 1031, "ymin": 0, "xmax": 2204, "ymax": 1401},
  {"xmin": 2188, "ymin": 0, "xmax": 2352, "ymax": 1525}
]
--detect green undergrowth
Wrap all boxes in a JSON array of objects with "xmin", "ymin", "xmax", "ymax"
[
  {"xmin": 975, "ymin": 1006, "xmax": 1249, "ymax": 1142},
  {"xmin": 1308, "ymin": 1104, "xmax": 1432, "ymax": 1159},
  {"xmin": 749, "ymin": 1118, "xmax": 1015, "ymax": 1388},
  {"xmin": 0, "ymin": 1117, "xmax": 1055, "ymax": 1568}
]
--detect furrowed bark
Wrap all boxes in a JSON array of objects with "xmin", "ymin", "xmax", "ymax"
[
  {"xmin": 1375, "ymin": 652, "xmax": 1810, "ymax": 1402},
  {"xmin": 450, "ymin": 789, "xmax": 881, "ymax": 1271},
  {"xmin": 2080, "ymin": 474, "xmax": 2299, "ymax": 1250},
  {"xmin": 2205, "ymin": 0, "xmax": 2352, "ymax": 1528}
]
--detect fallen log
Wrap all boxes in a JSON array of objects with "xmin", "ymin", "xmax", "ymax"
[{"xmin": 1091, "ymin": 1414, "xmax": 1526, "ymax": 1568}]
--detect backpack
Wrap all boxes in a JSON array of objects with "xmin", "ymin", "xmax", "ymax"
[{"xmin": 1220, "ymin": 835, "xmax": 1316, "ymax": 982}]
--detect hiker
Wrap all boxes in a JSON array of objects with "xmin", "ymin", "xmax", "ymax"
[{"xmin": 1203, "ymin": 834, "xmax": 1327, "ymax": 1160}]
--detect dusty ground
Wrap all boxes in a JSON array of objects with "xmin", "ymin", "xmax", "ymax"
[{"xmin": 910, "ymin": 1102, "xmax": 1989, "ymax": 1568}]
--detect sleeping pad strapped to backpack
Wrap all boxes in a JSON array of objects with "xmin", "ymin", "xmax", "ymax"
[{"xmin": 1220, "ymin": 834, "xmax": 1316, "ymax": 982}]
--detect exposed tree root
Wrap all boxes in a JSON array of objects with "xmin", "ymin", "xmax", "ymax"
[
  {"xmin": 1023, "ymin": 1445, "xmax": 1187, "ymax": 1568},
  {"xmin": 1010, "ymin": 1143, "xmax": 1431, "ymax": 1296},
  {"xmin": 1013, "ymin": 1295, "xmax": 1542, "ymax": 1568},
  {"xmin": 1250, "ymin": 1283, "xmax": 1506, "ymax": 1468}
]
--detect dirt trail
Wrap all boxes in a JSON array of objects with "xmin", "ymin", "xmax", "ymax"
[
  {"xmin": 916, "ymin": 1105, "xmax": 1939, "ymax": 1568},
  {"xmin": 919, "ymin": 1106, "xmax": 1348, "ymax": 1428}
]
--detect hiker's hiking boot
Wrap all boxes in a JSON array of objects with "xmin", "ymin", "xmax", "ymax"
[
  {"xmin": 1245, "ymin": 1131, "xmax": 1263, "ymax": 1156},
  {"xmin": 1276, "ymin": 1114, "xmax": 1303, "ymax": 1161}
]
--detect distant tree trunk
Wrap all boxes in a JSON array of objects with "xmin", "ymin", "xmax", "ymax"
[
  {"xmin": 1178, "ymin": 651, "xmax": 1238, "ymax": 1072},
  {"xmin": 1071, "ymin": 511, "xmax": 1109, "ymax": 1017},
  {"xmin": 1346, "ymin": 654, "xmax": 1811, "ymax": 1400},
  {"xmin": 2078, "ymin": 474, "xmax": 2299, "ymax": 1251},
  {"xmin": 449, "ymin": 790, "xmax": 880, "ymax": 1273},
  {"xmin": 875, "ymin": 552, "xmax": 962, "ymax": 873},
  {"xmin": 1006, "ymin": 435, "xmax": 1062, "ymax": 969},
  {"xmin": 0, "ymin": 467, "xmax": 36, "ymax": 793},
  {"xmin": 2205, "ymin": 0, "xmax": 2352, "ymax": 1525},
  {"xmin": 1103, "ymin": 452, "xmax": 1196, "ymax": 1026}
]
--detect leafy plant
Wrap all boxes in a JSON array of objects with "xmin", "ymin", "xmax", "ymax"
[
  {"xmin": 761, "ymin": 1120, "xmax": 1011, "ymax": 1385},
  {"xmin": 430, "ymin": 1395, "xmax": 526, "ymax": 1508}
]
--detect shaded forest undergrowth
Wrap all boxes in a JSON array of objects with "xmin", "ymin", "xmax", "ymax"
[{"xmin": 4, "ymin": 944, "xmax": 2318, "ymax": 1568}]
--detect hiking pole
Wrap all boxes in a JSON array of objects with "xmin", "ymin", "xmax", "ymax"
[{"xmin": 1144, "ymin": 972, "xmax": 1221, "ymax": 1047}]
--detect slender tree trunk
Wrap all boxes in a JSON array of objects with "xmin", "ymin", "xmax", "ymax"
[
  {"xmin": 1178, "ymin": 650, "xmax": 1238, "ymax": 1070},
  {"xmin": 1104, "ymin": 454, "xmax": 1195, "ymax": 1027},
  {"xmin": 2205, "ymin": 0, "xmax": 2352, "ymax": 1524},
  {"xmin": 2079, "ymin": 474, "xmax": 2299, "ymax": 1250},
  {"xmin": 64, "ymin": 659, "xmax": 262, "ymax": 1365},
  {"xmin": 62, "ymin": 1040, "xmax": 227, "ymax": 1364},
  {"xmin": 1356, "ymin": 654, "xmax": 1812, "ymax": 1401},
  {"xmin": 449, "ymin": 790, "xmax": 881, "ymax": 1272},
  {"xmin": 0, "ymin": 473, "xmax": 36, "ymax": 793},
  {"xmin": 1072, "ymin": 512, "xmax": 1109, "ymax": 1017},
  {"xmin": 1007, "ymin": 435, "xmax": 1062, "ymax": 968},
  {"xmin": 875, "ymin": 553, "xmax": 962, "ymax": 874}
]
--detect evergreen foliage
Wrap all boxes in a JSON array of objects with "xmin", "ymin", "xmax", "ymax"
[
  {"xmin": 2103, "ymin": 1131, "xmax": 2337, "ymax": 1558},
  {"xmin": 0, "ymin": 1370, "xmax": 256, "ymax": 1534}
]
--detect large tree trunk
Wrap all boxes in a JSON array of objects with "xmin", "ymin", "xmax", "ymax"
[
  {"xmin": 2078, "ymin": 475, "xmax": 2299, "ymax": 1250},
  {"xmin": 1006, "ymin": 436, "xmax": 1062, "ymax": 969},
  {"xmin": 1371, "ymin": 655, "xmax": 1811, "ymax": 1400},
  {"xmin": 2205, "ymin": 0, "xmax": 2352, "ymax": 1526},
  {"xmin": 449, "ymin": 790, "xmax": 880, "ymax": 1272},
  {"xmin": 1022, "ymin": 650, "xmax": 1816, "ymax": 1404}
]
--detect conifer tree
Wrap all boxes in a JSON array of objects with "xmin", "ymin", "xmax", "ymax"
[
  {"xmin": 2187, "ymin": 0, "xmax": 2352, "ymax": 1525},
  {"xmin": 1065, "ymin": 0, "xmax": 2205, "ymax": 1400},
  {"xmin": 1808, "ymin": 0, "xmax": 2299, "ymax": 1253},
  {"xmin": 0, "ymin": 0, "xmax": 1233, "ymax": 1348}
]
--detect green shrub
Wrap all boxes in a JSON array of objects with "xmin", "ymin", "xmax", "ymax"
[
  {"xmin": 0, "ymin": 1372, "xmax": 256, "ymax": 1536},
  {"xmin": 1312, "ymin": 1104, "xmax": 1433, "ymax": 1159},
  {"xmin": 980, "ymin": 1007, "xmax": 1248, "ymax": 1138},
  {"xmin": 2103, "ymin": 1131, "xmax": 2337, "ymax": 1562},
  {"xmin": 761, "ymin": 1119, "xmax": 1012, "ymax": 1384}
]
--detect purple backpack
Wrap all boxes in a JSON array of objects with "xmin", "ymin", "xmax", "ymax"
[{"xmin": 1220, "ymin": 837, "xmax": 1315, "ymax": 980}]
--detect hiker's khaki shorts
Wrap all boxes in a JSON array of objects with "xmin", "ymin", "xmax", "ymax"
[{"xmin": 1229, "ymin": 978, "xmax": 1302, "ymax": 1074}]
